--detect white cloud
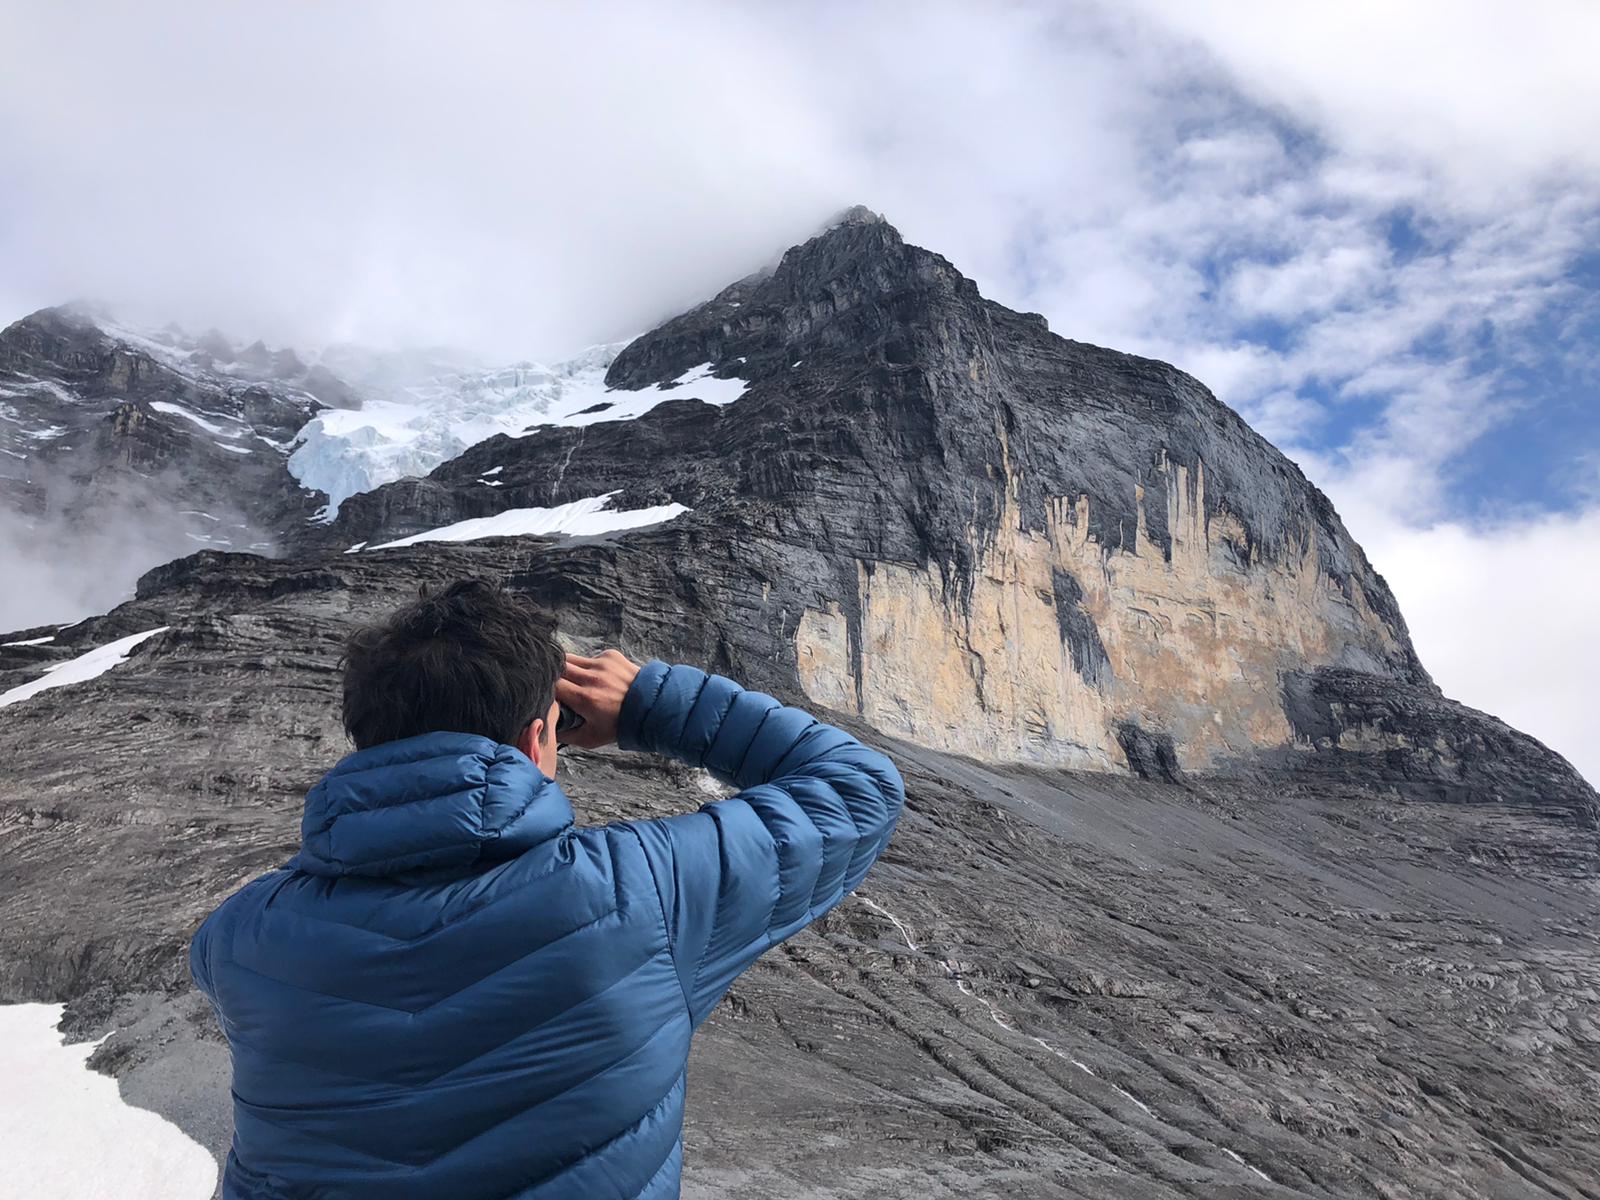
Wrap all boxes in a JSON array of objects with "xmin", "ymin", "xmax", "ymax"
[
  {"xmin": 1124, "ymin": 0, "xmax": 1600, "ymax": 195},
  {"xmin": 0, "ymin": 1, "xmax": 848, "ymax": 359}
]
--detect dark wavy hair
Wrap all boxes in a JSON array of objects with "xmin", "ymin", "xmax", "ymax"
[{"xmin": 341, "ymin": 578, "xmax": 563, "ymax": 750}]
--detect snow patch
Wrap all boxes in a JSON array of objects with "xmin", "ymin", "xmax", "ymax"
[
  {"xmin": 24, "ymin": 378, "xmax": 82, "ymax": 405},
  {"xmin": 0, "ymin": 627, "xmax": 168, "ymax": 709},
  {"xmin": 858, "ymin": 896, "xmax": 922, "ymax": 952},
  {"xmin": 1223, "ymin": 1148, "xmax": 1273, "ymax": 1182},
  {"xmin": 0, "ymin": 1003, "xmax": 216, "ymax": 1200},
  {"xmin": 2, "ymin": 636, "xmax": 55, "ymax": 647},
  {"xmin": 657, "ymin": 363, "xmax": 747, "ymax": 407},
  {"xmin": 92, "ymin": 317, "xmax": 203, "ymax": 371},
  {"xmin": 213, "ymin": 441, "xmax": 252, "ymax": 455},
  {"xmin": 148, "ymin": 401, "xmax": 236, "ymax": 436},
  {"xmin": 693, "ymin": 771, "xmax": 731, "ymax": 800},
  {"xmin": 1111, "ymin": 1083, "xmax": 1156, "ymax": 1119},
  {"xmin": 368, "ymin": 494, "xmax": 687, "ymax": 550}
]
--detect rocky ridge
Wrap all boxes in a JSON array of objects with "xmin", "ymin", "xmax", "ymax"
[{"xmin": 0, "ymin": 301, "xmax": 729, "ymax": 628}]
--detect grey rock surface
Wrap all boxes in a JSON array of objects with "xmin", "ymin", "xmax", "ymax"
[{"xmin": 2, "ymin": 540, "xmax": 1595, "ymax": 1198}]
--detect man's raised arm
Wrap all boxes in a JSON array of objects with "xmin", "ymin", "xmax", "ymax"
[{"xmin": 559, "ymin": 653, "xmax": 905, "ymax": 1027}]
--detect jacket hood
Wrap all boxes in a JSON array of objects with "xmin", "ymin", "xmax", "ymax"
[{"xmin": 291, "ymin": 731, "xmax": 574, "ymax": 878}]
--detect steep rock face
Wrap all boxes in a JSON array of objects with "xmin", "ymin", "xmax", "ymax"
[
  {"xmin": 0, "ymin": 305, "xmax": 331, "ymax": 552},
  {"xmin": 1276, "ymin": 668, "xmax": 1598, "ymax": 826},
  {"xmin": 319, "ymin": 211, "xmax": 1441, "ymax": 779}
]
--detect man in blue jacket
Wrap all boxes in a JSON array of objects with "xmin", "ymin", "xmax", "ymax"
[{"xmin": 190, "ymin": 578, "xmax": 905, "ymax": 1199}]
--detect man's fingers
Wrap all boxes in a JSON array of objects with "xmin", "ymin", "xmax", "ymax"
[
  {"xmin": 553, "ymin": 678, "xmax": 588, "ymax": 707},
  {"xmin": 553, "ymin": 648, "xmax": 636, "ymax": 750},
  {"xmin": 564, "ymin": 650, "xmax": 628, "ymax": 673}
]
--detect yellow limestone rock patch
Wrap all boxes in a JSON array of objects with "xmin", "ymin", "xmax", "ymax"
[{"xmin": 795, "ymin": 456, "xmax": 1406, "ymax": 772}]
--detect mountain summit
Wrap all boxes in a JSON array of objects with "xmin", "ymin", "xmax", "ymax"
[
  {"xmin": 308, "ymin": 213, "xmax": 1590, "ymax": 820},
  {"xmin": 1, "ymin": 214, "xmax": 1595, "ymax": 1198}
]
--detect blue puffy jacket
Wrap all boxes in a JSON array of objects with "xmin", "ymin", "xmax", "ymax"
[{"xmin": 191, "ymin": 660, "xmax": 904, "ymax": 1199}]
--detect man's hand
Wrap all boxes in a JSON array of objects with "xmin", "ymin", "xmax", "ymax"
[{"xmin": 554, "ymin": 649, "xmax": 641, "ymax": 748}]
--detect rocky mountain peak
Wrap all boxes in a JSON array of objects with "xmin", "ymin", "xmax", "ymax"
[
  {"xmin": 0, "ymin": 306, "xmax": 335, "ymax": 626},
  {"xmin": 604, "ymin": 209, "xmax": 974, "ymax": 392},
  {"xmin": 288, "ymin": 219, "xmax": 1600, "ymax": 832},
  {"xmin": 3, "ymin": 220, "xmax": 1589, "ymax": 819},
  {"xmin": 824, "ymin": 202, "xmax": 887, "ymax": 228}
]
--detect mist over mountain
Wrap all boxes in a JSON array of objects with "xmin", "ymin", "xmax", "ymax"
[{"xmin": 1, "ymin": 213, "xmax": 1595, "ymax": 1198}]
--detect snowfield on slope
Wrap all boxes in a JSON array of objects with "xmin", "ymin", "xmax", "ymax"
[
  {"xmin": 364, "ymin": 493, "xmax": 689, "ymax": 550},
  {"xmin": 289, "ymin": 351, "xmax": 747, "ymax": 515},
  {"xmin": 0, "ymin": 628, "xmax": 168, "ymax": 709},
  {"xmin": 0, "ymin": 1003, "xmax": 216, "ymax": 1200}
]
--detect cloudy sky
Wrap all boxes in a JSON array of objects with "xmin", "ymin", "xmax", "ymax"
[{"xmin": 3, "ymin": 1, "xmax": 1596, "ymax": 780}]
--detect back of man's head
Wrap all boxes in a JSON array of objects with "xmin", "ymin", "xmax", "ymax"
[{"xmin": 341, "ymin": 578, "xmax": 562, "ymax": 750}]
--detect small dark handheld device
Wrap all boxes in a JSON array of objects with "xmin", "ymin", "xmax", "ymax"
[{"xmin": 555, "ymin": 703, "xmax": 586, "ymax": 738}]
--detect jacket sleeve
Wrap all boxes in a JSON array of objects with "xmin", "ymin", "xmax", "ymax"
[
  {"xmin": 190, "ymin": 911, "xmax": 219, "ymax": 1004},
  {"xmin": 617, "ymin": 660, "xmax": 904, "ymax": 1027}
]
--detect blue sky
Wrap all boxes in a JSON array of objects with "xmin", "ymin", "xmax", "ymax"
[{"xmin": 2, "ymin": 0, "xmax": 1596, "ymax": 778}]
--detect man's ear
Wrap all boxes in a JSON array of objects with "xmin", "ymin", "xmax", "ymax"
[{"xmin": 516, "ymin": 719, "xmax": 543, "ymax": 767}]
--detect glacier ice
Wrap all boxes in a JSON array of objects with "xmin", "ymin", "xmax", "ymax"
[{"xmin": 287, "ymin": 349, "xmax": 748, "ymax": 516}]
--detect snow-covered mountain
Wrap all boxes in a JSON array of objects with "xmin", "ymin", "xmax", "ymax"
[
  {"xmin": 288, "ymin": 344, "xmax": 747, "ymax": 516},
  {"xmin": 1, "ymin": 304, "xmax": 333, "ymax": 530},
  {"xmin": 0, "ymin": 304, "xmax": 748, "ymax": 626}
]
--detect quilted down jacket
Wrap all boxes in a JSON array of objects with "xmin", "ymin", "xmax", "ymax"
[{"xmin": 190, "ymin": 660, "xmax": 904, "ymax": 1199}]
